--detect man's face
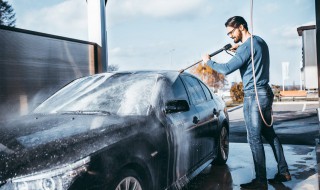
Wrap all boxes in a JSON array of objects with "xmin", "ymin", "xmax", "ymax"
[{"xmin": 226, "ymin": 26, "xmax": 241, "ymax": 43}]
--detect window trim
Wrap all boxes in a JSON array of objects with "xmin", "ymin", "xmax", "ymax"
[
  {"xmin": 198, "ymin": 80, "xmax": 213, "ymax": 100},
  {"xmin": 180, "ymin": 74, "xmax": 207, "ymax": 105},
  {"xmin": 175, "ymin": 76, "xmax": 192, "ymax": 105}
]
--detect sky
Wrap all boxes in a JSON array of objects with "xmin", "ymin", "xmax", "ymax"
[{"xmin": 7, "ymin": 0, "xmax": 316, "ymax": 87}]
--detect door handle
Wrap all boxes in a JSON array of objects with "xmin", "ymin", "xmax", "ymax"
[
  {"xmin": 193, "ymin": 116, "xmax": 199, "ymax": 124},
  {"xmin": 213, "ymin": 108, "xmax": 218, "ymax": 116}
]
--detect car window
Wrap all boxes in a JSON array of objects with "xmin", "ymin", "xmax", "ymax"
[
  {"xmin": 199, "ymin": 81, "xmax": 213, "ymax": 100},
  {"xmin": 181, "ymin": 75, "xmax": 206, "ymax": 105},
  {"xmin": 172, "ymin": 77, "xmax": 189, "ymax": 101}
]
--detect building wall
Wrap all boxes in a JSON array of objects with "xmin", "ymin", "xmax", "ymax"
[
  {"xmin": 302, "ymin": 29, "xmax": 318, "ymax": 90},
  {"xmin": 0, "ymin": 26, "xmax": 101, "ymax": 120}
]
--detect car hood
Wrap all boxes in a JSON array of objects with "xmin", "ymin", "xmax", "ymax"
[{"xmin": 0, "ymin": 113, "xmax": 148, "ymax": 181}]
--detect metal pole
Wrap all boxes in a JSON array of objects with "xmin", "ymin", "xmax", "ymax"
[
  {"xmin": 100, "ymin": 0, "xmax": 108, "ymax": 72},
  {"xmin": 87, "ymin": 0, "xmax": 108, "ymax": 72}
]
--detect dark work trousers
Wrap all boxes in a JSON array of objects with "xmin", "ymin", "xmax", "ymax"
[{"xmin": 243, "ymin": 85, "xmax": 289, "ymax": 182}]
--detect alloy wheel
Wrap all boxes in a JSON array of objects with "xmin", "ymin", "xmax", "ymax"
[{"xmin": 115, "ymin": 177, "xmax": 142, "ymax": 190}]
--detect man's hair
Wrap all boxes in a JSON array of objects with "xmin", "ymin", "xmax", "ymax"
[{"xmin": 225, "ymin": 16, "xmax": 248, "ymax": 31}]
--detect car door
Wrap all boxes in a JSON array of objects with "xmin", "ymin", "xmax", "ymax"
[
  {"xmin": 179, "ymin": 75, "xmax": 213, "ymax": 168},
  {"xmin": 197, "ymin": 79, "xmax": 219, "ymax": 159},
  {"xmin": 165, "ymin": 76, "xmax": 200, "ymax": 182}
]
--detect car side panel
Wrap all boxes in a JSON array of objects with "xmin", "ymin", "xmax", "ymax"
[
  {"xmin": 166, "ymin": 106, "xmax": 200, "ymax": 180},
  {"xmin": 195, "ymin": 99, "xmax": 218, "ymax": 160},
  {"xmin": 71, "ymin": 121, "xmax": 170, "ymax": 190},
  {"xmin": 179, "ymin": 75, "xmax": 217, "ymax": 165}
]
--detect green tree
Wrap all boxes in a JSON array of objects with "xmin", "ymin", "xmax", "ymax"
[{"xmin": 0, "ymin": 0, "xmax": 16, "ymax": 27}]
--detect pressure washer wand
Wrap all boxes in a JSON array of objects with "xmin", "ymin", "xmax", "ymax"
[{"xmin": 179, "ymin": 43, "xmax": 232, "ymax": 73}]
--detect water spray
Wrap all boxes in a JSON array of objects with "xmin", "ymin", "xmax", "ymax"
[{"xmin": 179, "ymin": 44, "xmax": 232, "ymax": 73}]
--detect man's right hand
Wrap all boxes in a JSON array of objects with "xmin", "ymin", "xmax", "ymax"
[{"xmin": 229, "ymin": 44, "xmax": 240, "ymax": 52}]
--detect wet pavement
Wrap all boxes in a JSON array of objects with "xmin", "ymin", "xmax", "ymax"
[
  {"xmin": 183, "ymin": 143, "xmax": 317, "ymax": 190},
  {"xmin": 184, "ymin": 101, "xmax": 319, "ymax": 190},
  {"xmin": 229, "ymin": 101, "xmax": 319, "ymax": 145}
]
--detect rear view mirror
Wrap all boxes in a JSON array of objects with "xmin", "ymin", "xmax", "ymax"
[{"xmin": 165, "ymin": 100, "xmax": 190, "ymax": 114}]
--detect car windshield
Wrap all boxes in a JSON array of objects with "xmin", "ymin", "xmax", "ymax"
[{"xmin": 34, "ymin": 73, "xmax": 158, "ymax": 116}]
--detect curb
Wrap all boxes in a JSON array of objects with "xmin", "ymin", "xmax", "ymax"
[{"xmin": 227, "ymin": 104, "xmax": 243, "ymax": 112}]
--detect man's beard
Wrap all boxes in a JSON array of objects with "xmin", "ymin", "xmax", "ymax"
[
  {"xmin": 233, "ymin": 33, "xmax": 242, "ymax": 43},
  {"xmin": 233, "ymin": 36, "xmax": 241, "ymax": 43}
]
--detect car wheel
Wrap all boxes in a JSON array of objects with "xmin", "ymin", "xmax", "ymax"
[
  {"xmin": 213, "ymin": 124, "xmax": 229, "ymax": 165},
  {"xmin": 110, "ymin": 169, "xmax": 147, "ymax": 190}
]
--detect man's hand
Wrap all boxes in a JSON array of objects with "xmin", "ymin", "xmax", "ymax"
[
  {"xmin": 202, "ymin": 54, "xmax": 211, "ymax": 64},
  {"xmin": 229, "ymin": 44, "xmax": 240, "ymax": 52}
]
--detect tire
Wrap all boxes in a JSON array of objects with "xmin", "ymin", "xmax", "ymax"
[
  {"xmin": 213, "ymin": 124, "xmax": 229, "ymax": 165},
  {"xmin": 109, "ymin": 169, "xmax": 147, "ymax": 190}
]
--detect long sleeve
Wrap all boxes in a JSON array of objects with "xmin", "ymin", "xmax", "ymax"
[
  {"xmin": 206, "ymin": 36, "xmax": 270, "ymax": 91},
  {"xmin": 206, "ymin": 45, "xmax": 250, "ymax": 75}
]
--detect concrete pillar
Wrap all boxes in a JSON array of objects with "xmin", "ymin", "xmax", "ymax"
[
  {"xmin": 315, "ymin": 2, "xmax": 320, "ymax": 188},
  {"xmin": 87, "ymin": 0, "xmax": 108, "ymax": 72},
  {"xmin": 316, "ymin": 0, "xmax": 320, "ymax": 98}
]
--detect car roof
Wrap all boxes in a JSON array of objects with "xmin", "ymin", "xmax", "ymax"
[
  {"xmin": 104, "ymin": 70, "xmax": 178, "ymax": 76},
  {"xmin": 93, "ymin": 70, "xmax": 194, "ymax": 83},
  {"xmin": 76, "ymin": 70, "xmax": 198, "ymax": 84}
]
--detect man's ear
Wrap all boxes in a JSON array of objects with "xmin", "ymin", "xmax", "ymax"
[{"xmin": 239, "ymin": 24, "xmax": 244, "ymax": 31}]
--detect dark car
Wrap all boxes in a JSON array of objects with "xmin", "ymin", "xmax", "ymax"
[{"xmin": 0, "ymin": 71, "xmax": 229, "ymax": 190}]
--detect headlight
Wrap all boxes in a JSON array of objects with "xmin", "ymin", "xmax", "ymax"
[{"xmin": 10, "ymin": 157, "xmax": 90, "ymax": 190}]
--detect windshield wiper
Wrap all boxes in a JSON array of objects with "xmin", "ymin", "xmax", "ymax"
[
  {"xmin": 84, "ymin": 110, "xmax": 113, "ymax": 115},
  {"xmin": 58, "ymin": 110, "xmax": 113, "ymax": 115}
]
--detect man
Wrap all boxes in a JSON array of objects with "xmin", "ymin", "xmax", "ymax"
[{"xmin": 202, "ymin": 16, "xmax": 291, "ymax": 190}]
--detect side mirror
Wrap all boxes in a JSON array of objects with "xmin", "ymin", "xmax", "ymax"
[{"xmin": 165, "ymin": 100, "xmax": 190, "ymax": 114}]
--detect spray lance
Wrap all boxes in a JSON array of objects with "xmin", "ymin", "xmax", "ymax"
[{"xmin": 179, "ymin": 43, "xmax": 232, "ymax": 73}]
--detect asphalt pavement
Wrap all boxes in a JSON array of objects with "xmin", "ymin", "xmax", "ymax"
[{"xmin": 184, "ymin": 101, "xmax": 320, "ymax": 190}]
